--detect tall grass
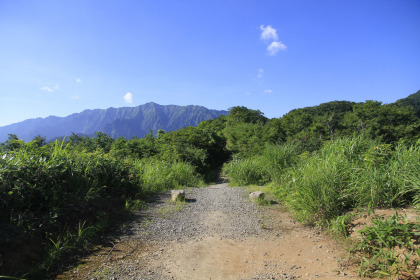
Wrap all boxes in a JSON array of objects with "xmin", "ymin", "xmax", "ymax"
[
  {"xmin": 0, "ymin": 140, "xmax": 203, "ymax": 278},
  {"xmin": 222, "ymin": 157, "xmax": 269, "ymax": 186},
  {"xmin": 260, "ymin": 142, "xmax": 299, "ymax": 183},
  {"xmin": 279, "ymin": 137, "xmax": 420, "ymax": 224},
  {"xmin": 222, "ymin": 142, "xmax": 300, "ymax": 186},
  {"xmin": 223, "ymin": 136, "xmax": 420, "ymax": 224},
  {"xmin": 391, "ymin": 141, "xmax": 420, "ymax": 207},
  {"xmin": 132, "ymin": 159, "xmax": 204, "ymax": 193}
]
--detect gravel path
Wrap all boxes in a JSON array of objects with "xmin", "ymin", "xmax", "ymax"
[
  {"xmin": 130, "ymin": 183, "xmax": 266, "ymax": 242},
  {"xmin": 57, "ymin": 184, "xmax": 360, "ymax": 280}
]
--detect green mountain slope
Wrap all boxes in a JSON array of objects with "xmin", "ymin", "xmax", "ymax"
[
  {"xmin": 394, "ymin": 90, "xmax": 420, "ymax": 117},
  {"xmin": 0, "ymin": 103, "xmax": 229, "ymax": 142}
]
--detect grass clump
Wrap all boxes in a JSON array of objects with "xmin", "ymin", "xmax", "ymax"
[
  {"xmin": 351, "ymin": 213, "xmax": 420, "ymax": 279},
  {"xmin": 133, "ymin": 159, "xmax": 203, "ymax": 194},
  {"xmin": 222, "ymin": 157, "xmax": 269, "ymax": 186},
  {"xmin": 222, "ymin": 142, "xmax": 299, "ymax": 186},
  {"xmin": 273, "ymin": 137, "xmax": 420, "ymax": 224},
  {"xmin": 0, "ymin": 140, "xmax": 203, "ymax": 279},
  {"xmin": 223, "ymin": 135, "xmax": 420, "ymax": 278}
]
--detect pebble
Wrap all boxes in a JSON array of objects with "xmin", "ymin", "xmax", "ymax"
[
  {"xmin": 65, "ymin": 183, "xmax": 303, "ymax": 280},
  {"xmin": 130, "ymin": 183, "xmax": 266, "ymax": 242}
]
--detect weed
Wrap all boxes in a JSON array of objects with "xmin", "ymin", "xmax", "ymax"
[
  {"xmin": 222, "ymin": 157, "xmax": 270, "ymax": 186},
  {"xmin": 157, "ymin": 199, "xmax": 186, "ymax": 218},
  {"xmin": 327, "ymin": 212, "xmax": 355, "ymax": 237},
  {"xmin": 259, "ymin": 215, "xmax": 268, "ymax": 230},
  {"xmin": 94, "ymin": 264, "xmax": 119, "ymax": 280},
  {"xmin": 125, "ymin": 199, "xmax": 147, "ymax": 211},
  {"xmin": 351, "ymin": 213, "xmax": 420, "ymax": 278}
]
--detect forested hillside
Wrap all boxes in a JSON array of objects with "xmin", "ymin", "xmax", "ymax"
[
  {"xmin": 0, "ymin": 103, "xmax": 229, "ymax": 142},
  {"xmin": 1, "ymin": 92, "xmax": 419, "ymax": 279},
  {"xmin": 395, "ymin": 90, "xmax": 420, "ymax": 117}
]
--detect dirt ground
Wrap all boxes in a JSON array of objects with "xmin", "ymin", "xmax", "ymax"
[
  {"xmin": 57, "ymin": 202, "xmax": 363, "ymax": 279},
  {"xmin": 133, "ymin": 208, "xmax": 361, "ymax": 280}
]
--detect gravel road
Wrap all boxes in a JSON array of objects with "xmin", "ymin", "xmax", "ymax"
[
  {"xmin": 130, "ymin": 183, "xmax": 266, "ymax": 242},
  {"xmin": 57, "ymin": 184, "xmax": 360, "ymax": 280}
]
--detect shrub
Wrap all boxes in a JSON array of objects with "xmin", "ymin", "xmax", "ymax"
[
  {"xmin": 351, "ymin": 213, "xmax": 420, "ymax": 278},
  {"xmin": 132, "ymin": 159, "xmax": 203, "ymax": 193},
  {"xmin": 222, "ymin": 157, "xmax": 270, "ymax": 186}
]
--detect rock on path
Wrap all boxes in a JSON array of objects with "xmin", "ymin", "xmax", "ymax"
[
  {"xmin": 132, "ymin": 183, "xmax": 266, "ymax": 242},
  {"xmin": 56, "ymin": 184, "xmax": 361, "ymax": 280}
]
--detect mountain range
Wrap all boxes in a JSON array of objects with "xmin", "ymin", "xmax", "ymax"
[
  {"xmin": 0, "ymin": 103, "xmax": 229, "ymax": 142},
  {"xmin": 1, "ymin": 90, "xmax": 419, "ymax": 143}
]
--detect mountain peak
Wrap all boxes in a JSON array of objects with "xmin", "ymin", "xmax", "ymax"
[{"xmin": 0, "ymin": 104, "xmax": 229, "ymax": 142}]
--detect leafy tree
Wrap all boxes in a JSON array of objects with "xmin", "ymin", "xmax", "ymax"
[
  {"xmin": 32, "ymin": 135, "xmax": 47, "ymax": 147},
  {"xmin": 394, "ymin": 90, "xmax": 420, "ymax": 117},
  {"xmin": 93, "ymin": 132, "xmax": 114, "ymax": 153},
  {"xmin": 265, "ymin": 118, "xmax": 286, "ymax": 144},
  {"xmin": 281, "ymin": 109, "xmax": 313, "ymax": 138},
  {"xmin": 224, "ymin": 122, "xmax": 268, "ymax": 157},
  {"xmin": 5, "ymin": 134, "xmax": 24, "ymax": 151},
  {"xmin": 157, "ymin": 129, "xmax": 165, "ymax": 138},
  {"xmin": 344, "ymin": 101, "xmax": 420, "ymax": 143},
  {"xmin": 227, "ymin": 106, "xmax": 268, "ymax": 125}
]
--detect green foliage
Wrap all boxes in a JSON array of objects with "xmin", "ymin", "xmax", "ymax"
[
  {"xmin": 0, "ymin": 135, "xmax": 204, "ymax": 278},
  {"xmin": 347, "ymin": 141, "xmax": 420, "ymax": 208},
  {"xmin": 4, "ymin": 134, "xmax": 24, "ymax": 151},
  {"xmin": 222, "ymin": 157, "xmax": 270, "ymax": 186},
  {"xmin": 326, "ymin": 213, "xmax": 355, "ymax": 237},
  {"xmin": 362, "ymin": 143, "xmax": 393, "ymax": 167},
  {"xmin": 395, "ymin": 90, "xmax": 420, "ymax": 117},
  {"xmin": 281, "ymin": 139, "xmax": 356, "ymax": 223},
  {"xmin": 267, "ymin": 136, "xmax": 420, "ymax": 224},
  {"xmin": 224, "ymin": 122, "xmax": 267, "ymax": 157},
  {"xmin": 223, "ymin": 106, "xmax": 269, "ymax": 158},
  {"xmin": 1, "ymin": 91, "xmax": 420, "ymax": 278},
  {"xmin": 222, "ymin": 142, "xmax": 301, "ymax": 186},
  {"xmin": 133, "ymin": 159, "xmax": 203, "ymax": 194},
  {"xmin": 227, "ymin": 106, "xmax": 268, "ymax": 125},
  {"xmin": 351, "ymin": 213, "xmax": 420, "ymax": 278}
]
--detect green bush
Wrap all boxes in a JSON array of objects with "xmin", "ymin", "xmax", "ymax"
[
  {"xmin": 133, "ymin": 159, "xmax": 203, "ymax": 193},
  {"xmin": 0, "ymin": 139, "xmax": 204, "ymax": 278},
  {"xmin": 273, "ymin": 136, "xmax": 420, "ymax": 224},
  {"xmin": 222, "ymin": 157, "xmax": 270, "ymax": 186},
  {"xmin": 347, "ymin": 141, "xmax": 420, "ymax": 208},
  {"xmin": 260, "ymin": 142, "xmax": 299, "ymax": 183},
  {"xmin": 352, "ymin": 213, "xmax": 420, "ymax": 278},
  {"xmin": 283, "ymin": 146, "xmax": 353, "ymax": 224}
]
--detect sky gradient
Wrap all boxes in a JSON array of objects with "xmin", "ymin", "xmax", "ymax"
[{"xmin": 0, "ymin": 0, "xmax": 419, "ymax": 127}]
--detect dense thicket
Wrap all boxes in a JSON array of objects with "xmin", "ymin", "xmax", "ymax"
[
  {"xmin": 1, "ymin": 91, "xmax": 419, "ymax": 278},
  {"xmin": 222, "ymin": 96, "xmax": 420, "ymax": 224}
]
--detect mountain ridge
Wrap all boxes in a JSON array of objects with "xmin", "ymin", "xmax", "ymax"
[{"xmin": 0, "ymin": 103, "xmax": 229, "ymax": 142}]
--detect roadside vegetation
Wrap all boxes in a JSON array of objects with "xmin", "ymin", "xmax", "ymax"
[
  {"xmin": 1, "ymin": 90, "xmax": 419, "ymax": 279},
  {"xmin": 222, "ymin": 94, "xmax": 420, "ymax": 279}
]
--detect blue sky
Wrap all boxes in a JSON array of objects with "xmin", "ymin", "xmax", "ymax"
[{"xmin": 0, "ymin": 0, "xmax": 419, "ymax": 126}]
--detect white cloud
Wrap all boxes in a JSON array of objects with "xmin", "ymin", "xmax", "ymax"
[
  {"xmin": 245, "ymin": 91, "xmax": 251, "ymax": 96},
  {"xmin": 257, "ymin": 68, "xmax": 264, "ymax": 80},
  {"xmin": 76, "ymin": 78, "xmax": 82, "ymax": 83},
  {"xmin": 260, "ymin": 25, "xmax": 278, "ymax": 41},
  {"xmin": 40, "ymin": 83, "xmax": 60, "ymax": 92},
  {"xmin": 40, "ymin": 86, "xmax": 54, "ymax": 92},
  {"xmin": 267, "ymin": 41, "xmax": 287, "ymax": 55},
  {"xmin": 71, "ymin": 94, "xmax": 81, "ymax": 99},
  {"xmin": 124, "ymin": 92, "xmax": 133, "ymax": 104},
  {"xmin": 264, "ymin": 89, "xmax": 273, "ymax": 93}
]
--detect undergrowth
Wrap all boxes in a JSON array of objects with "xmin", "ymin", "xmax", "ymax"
[
  {"xmin": 351, "ymin": 213, "xmax": 420, "ymax": 279},
  {"xmin": 223, "ymin": 136, "xmax": 420, "ymax": 278},
  {"xmin": 0, "ymin": 140, "xmax": 203, "ymax": 279}
]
